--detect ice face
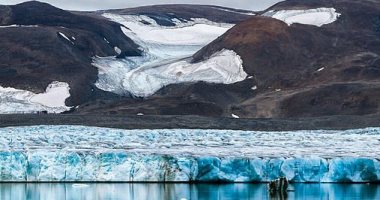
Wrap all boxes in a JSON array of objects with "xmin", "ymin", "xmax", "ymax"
[
  {"xmin": 94, "ymin": 14, "xmax": 248, "ymax": 97},
  {"xmin": 263, "ymin": 7, "xmax": 341, "ymax": 27},
  {"xmin": 0, "ymin": 126, "xmax": 379, "ymax": 182}
]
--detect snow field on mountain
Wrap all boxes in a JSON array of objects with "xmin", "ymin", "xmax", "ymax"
[
  {"xmin": 0, "ymin": 82, "xmax": 71, "ymax": 113},
  {"xmin": 264, "ymin": 7, "xmax": 341, "ymax": 27},
  {"xmin": 94, "ymin": 14, "xmax": 247, "ymax": 97}
]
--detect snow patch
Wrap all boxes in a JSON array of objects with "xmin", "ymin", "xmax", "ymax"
[
  {"xmin": 231, "ymin": 114, "xmax": 240, "ymax": 119},
  {"xmin": 58, "ymin": 32, "xmax": 74, "ymax": 44},
  {"xmin": 104, "ymin": 14, "xmax": 233, "ymax": 46},
  {"xmin": 114, "ymin": 46, "xmax": 122, "ymax": 54},
  {"xmin": 0, "ymin": 82, "xmax": 71, "ymax": 113},
  {"xmin": 317, "ymin": 67, "xmax": 325, "ymax": 72},
  {"xmin": 215, "ymin": 7, "xmax": 255, "ymax": 16},
  {"xmin": 0, "ymin": 25, "xmax": 39, "ymax": 28},
  {"xmin": 263, "ymin": 8, "xmax": 341, "ymax": 27}
]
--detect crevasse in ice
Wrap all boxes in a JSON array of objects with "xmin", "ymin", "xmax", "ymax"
[{"xmin": 0, "ymin": 125, "xmax": 379, "ymax": 182}]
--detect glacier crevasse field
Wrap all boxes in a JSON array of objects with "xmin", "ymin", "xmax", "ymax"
[{"xmin": 0, "ymin": 126, "xmax": 379, "ymax": 183}]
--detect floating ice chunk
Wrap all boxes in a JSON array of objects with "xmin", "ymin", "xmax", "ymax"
[
  {"xmin": 0, "ymin": 82, "xmax": 71, "ymax": 113},
  {"xmin": 263, "ymin": 8, "xmax": 341, "ymax": 27}
]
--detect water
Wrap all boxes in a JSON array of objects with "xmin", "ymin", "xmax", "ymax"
[{"xmin": 0, "ymin": 183, "xmax": 379, "ymax": 200}]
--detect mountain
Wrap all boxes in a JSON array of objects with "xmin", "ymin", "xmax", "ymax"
[
  {"xmin": 1, "ymin": 0, "xmax": 379, "ymax": 119},
  {"xmin": 189, "ymin": 0, "xmax": 380, "ymax": 118},
  {"xmin": 0, "ymin": 1, "xmax": 141, "ymax": 112},
  {"xmin": 96, "ymin": 4, "xmax": 254, "ymax": 26},
  {"xmin": 0, "ymin": 1, "xmax": 252, "ymax": 114},
  {"xmin": 77, "ymin": 0, "xmax": 380, "ymax": 118}
]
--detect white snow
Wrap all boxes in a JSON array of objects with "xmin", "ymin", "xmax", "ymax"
[
  {"xmin": 263, "ymin": 8, "xmax": 341, "ymax": 27},
  {"xmin": 0, "ymin": 82, "xmax": 71, "ymax": 113},
  {"xmin": 0, "ymin": 25, "xmax": 39, "ymax": 28},
  {"xmin": 104, "ymin": 14, "xmax": 232, "ymax": 47},
  {"xmin": 251, "ymin": 86, "xmax": 258, "ymax": 90},
  {"xmin": 114, "ymin": 46, "xmax": 122, "ymax": 54},
  {"xmin": 58, "ymin": 32, "xmax": 74, "ymax": 44},
  {"xmin": 215, "ymin": 7, "xmax": 255, "ymax": 16},
  {"xmin": 231, "ymin": 114, "xmax": 240, "ymax": 118},
  {"xmin": 317, "ymin": 67, "xmax": 325, "ymax": 72},
  {"xmin": 94, "ymin": 14, "xmax": 246, "ymax": 97},
  {"xmin": 119, "ymin": 49, "xmax": 246, "ymax": 97},
  {"xmin": 0, "ymin": 126, "xmax": 379, "ymax": 182}
]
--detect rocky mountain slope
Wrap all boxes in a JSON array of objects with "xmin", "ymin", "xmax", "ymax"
[
  {"xmin": 0, "ymin": 1, "xmax": 141, "ymax": 111},
  {"xmin": 0, "ymin": 1, "xmax": 251, "ymax": 114},
  {"xmin": 160, "ymin": 0, "xmax": 380, "ymax": 118},
  {"xmin": 1, "ymin": 0, "xmax": 379, "ymax": 119},
  {"xmin": 78, "ymin": 0, "xmax": 380, "ymax": 118}
]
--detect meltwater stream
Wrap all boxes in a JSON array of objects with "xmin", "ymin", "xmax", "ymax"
[{"xmin": 0, "ymin": 183, "xmax": 379, "ymax": 200}]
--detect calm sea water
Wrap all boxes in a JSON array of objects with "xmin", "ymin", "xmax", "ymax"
[{"xmin": 0, "ymin": 183, "xmax": 379, "ymax": 200}]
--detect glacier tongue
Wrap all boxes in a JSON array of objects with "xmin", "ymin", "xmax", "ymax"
[
  {"xmin": 94, "ymin": 14, "xmax": 248, "ymax": 97},
  {"xmin": 0, "ymin": 126, "xmax": 379, "ymax": 183}
]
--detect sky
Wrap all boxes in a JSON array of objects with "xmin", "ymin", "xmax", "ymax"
[{"xmin": 0, "ymin": 0, "xmax": 283, "ymax": 11}]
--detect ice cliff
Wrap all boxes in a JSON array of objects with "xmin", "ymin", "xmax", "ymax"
[{"xmin": 0, "ymin": 126, "xmax": 379, "ymax": 182}]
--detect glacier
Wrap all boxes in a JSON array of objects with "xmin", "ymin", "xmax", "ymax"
[
  {"xmin": 0, "ymin": 125, "xmax": 379, "ymax": 182},
  {"xmin": 263, "ymin": 8, "xmax": 341, "ymax": 27},
  {"xmin": 94, "ymin": 14, "xmax": 248, "ymax": 97}
]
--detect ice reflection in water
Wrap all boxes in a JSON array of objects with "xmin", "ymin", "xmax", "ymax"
[{"xmin": 0, "ymin": 183, "xmax": 380, "ymax": 200}]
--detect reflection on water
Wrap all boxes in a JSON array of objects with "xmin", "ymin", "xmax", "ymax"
[{"xmin": 0, "ymin": 183, "xmax": 379, "ymax": 200}]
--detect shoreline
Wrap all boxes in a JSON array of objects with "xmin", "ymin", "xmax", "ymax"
[{"xmin": 0, "ymin": 114, "xmax": 380, "ymax": 131}]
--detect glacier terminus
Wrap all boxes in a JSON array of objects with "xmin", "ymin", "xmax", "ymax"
[{"xmin": 0, "ymin": 126, "xmax": 379, "ymax": 183}]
